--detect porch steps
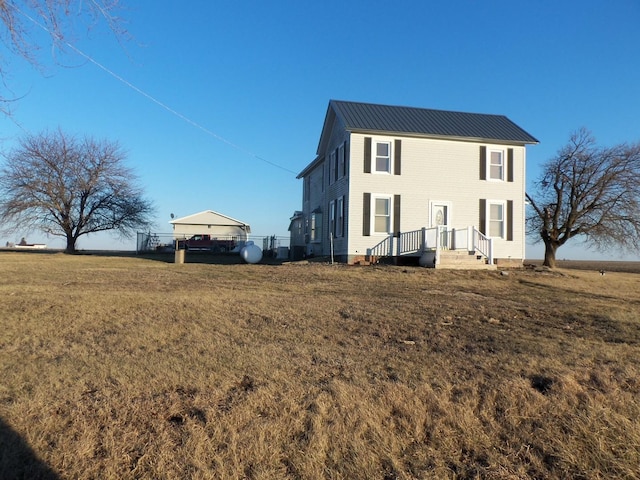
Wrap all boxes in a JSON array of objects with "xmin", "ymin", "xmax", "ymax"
[{"xmin": 435, "ymin": 250, "xmax": 497, "ymax": 270}]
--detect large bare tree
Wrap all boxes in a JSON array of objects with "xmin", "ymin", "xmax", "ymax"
[
  {"xmin": 526, "ymin": 128, "xmax": 640, "ymax": 267},
  {"xmin": 0, "ymin": 0, "xmax": 125, "ymax": 113},
  {"xmin": 0, "ymin": 129, "xmax": 154, "ymax": 253}
]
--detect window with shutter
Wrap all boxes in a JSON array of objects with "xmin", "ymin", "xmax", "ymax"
[
  {"xmin": 489, "ymin": 202, "xmax": 504, "ymax": 237},
  {"xmin": 489, "ymin": 150, "xmax": 504, "ymax": 180},
  {"xmin": 374, "ymin": 197, "xmax": 391, "ymax": 233},
  {"xmin": 375, "ymin": 142, "xmax": 391, "ymax": 173}
]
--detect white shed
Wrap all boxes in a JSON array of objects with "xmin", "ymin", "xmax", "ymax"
[{"xmin": 170, "ymin": 210, "xmax": 251, "ymax": 242}]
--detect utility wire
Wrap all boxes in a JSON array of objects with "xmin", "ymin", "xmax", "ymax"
[{"xmin": 11, "ymin": 4, "xmax": 299, "ymax": 176}]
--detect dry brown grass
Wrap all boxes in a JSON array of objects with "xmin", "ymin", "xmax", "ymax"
[{"xmin": 1, "ymin": 252, "xmax": 639, "ymax": 479}]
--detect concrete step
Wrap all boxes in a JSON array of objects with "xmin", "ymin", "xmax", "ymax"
[
  {"xmin": 435, "ymin": 262, "xmax": 497, "ymax": 270},
  {"xmin": 436, "ymin": 250, "xmax": 496, "ymax": 270}
]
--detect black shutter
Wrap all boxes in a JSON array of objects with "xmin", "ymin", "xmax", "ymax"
[
  {"xmin": 507, "ymin": 200, "xmax": 513, "ymax": 241},
  {"xmin": 479, "ymin": 199, "xmax": 486, "ymax": 235},
  {"xmin": 394, "ymin": 139, "xmax": 402, "ymax": 175},
  {"xmin": 363, "ymin": 193, "xmax": 371, "ymax": 236},
  {"xmin": 364, "ymin": 137, "xmax": 371, "ymax": 173},
  {"xmin": 507, "ymin": 148, "xmax": 514, "ymax": 182},
  {"xmin": 343, "ymin": 140, "xmax": 349, "ymax": 176},
  {"xmin": 393, "ymin": 195, "xmax": 401, "ymax": 236},
  {"xmin": 479, "ymin": 146, "xmax": 486, "ymax": 180}
]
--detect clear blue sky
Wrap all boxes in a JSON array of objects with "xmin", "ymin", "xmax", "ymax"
[{"xmin": 2, "ymin": 0, "xmax": 639, "ymax": 260}]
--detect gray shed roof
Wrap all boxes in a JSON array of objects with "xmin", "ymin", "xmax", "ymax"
[{"xmin": 329, "ymin": 100, "xmax": 539, "ymax": 144}]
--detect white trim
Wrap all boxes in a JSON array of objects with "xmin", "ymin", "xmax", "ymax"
[
  {"xmin": 487, "ymin": 149, "xmax": 505, "ymax": 181},
  {"xmin": 428, "ymin": 200, "xmax": 452, "ymax": 228},
  {"xmin": 373, "ymin": 140, "xmax": 392, "ymax": 174},
  {"xmin": 486, "ymin": 199, "xmax": 507, "ymax": 239},
  {"xmin": 372, "ymin": 194, "xmax": 392, "ymax": 234}
]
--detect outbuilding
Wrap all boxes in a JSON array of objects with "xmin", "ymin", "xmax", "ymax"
[{"xmin": 170, "ymin": 210, "xmax": 251, "ymax": 246}]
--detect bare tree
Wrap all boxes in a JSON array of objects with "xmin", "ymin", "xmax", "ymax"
[
  {"xmin": 526, "ymin": 128, "xmax": 640, "ymax": 267},
  {"xmin": 0, "ymin": 129, "xmax": 154, "ymax": 253},
  {"xmin": 0, "ymin": 0, "xmax": 125, "ymax": 113}
]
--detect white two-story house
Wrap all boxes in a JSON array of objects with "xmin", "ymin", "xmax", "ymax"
[{"xmin": 296, "ymin": 100, "xmax": 538, "ymax": 267}]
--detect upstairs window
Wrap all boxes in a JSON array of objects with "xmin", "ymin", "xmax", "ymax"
[
  {"xmin": 489, "ymin": 150, "xmax": 504, "ymax": 180},
  {"xmin": 303, "ymin": 176, "xmax": 310, "ymax": 202},
  {"xmin": 375, "ymin": 142, "xmax": 391, "ymax": 173},
  {"xmin": 329, "ymin": 151, "xmax": 336, "ymax": 185}
]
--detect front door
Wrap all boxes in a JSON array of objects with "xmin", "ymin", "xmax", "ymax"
[{"xmin": 431, "ymin": 203, "xmax": 449, "ymax": 248}]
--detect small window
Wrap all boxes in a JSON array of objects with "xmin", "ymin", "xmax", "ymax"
[
  {"xmin": 489, "ymin": 202, "xmax": 505, "ymax": 238},
  {"xmin": 303, "ymin": 177, "xmax": 310, "ymax": 202},
  {"xmin": 329, "ymin": 151, "xmax": 336, "ymax": 185},
  {"xmin": 310, "ymin": 212, "xmax": 322, "ymax": 243},
  {"xmin": 375, "ymin": 142, "xmax": 391, "ymax": 173},
  {"xmin": 329, "ymin": 200, "xmax": 336, "ymax": 239},
  {"xmin": 374, "ymin": 197, "xmax": 391, "ymax": 233},
  {"xmin": 489, "ymin": 150, "xmax": 504, "ymax": 180}
]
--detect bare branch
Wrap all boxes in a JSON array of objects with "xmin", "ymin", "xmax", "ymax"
[{"xmin": 0, "ymin": 1, "xmax": 127, "ymax": 115}]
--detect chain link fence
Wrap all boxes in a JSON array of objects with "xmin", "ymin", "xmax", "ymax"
[{"xmin": 136, "ymin": 232, "xmax": 291, "ymax": 259}]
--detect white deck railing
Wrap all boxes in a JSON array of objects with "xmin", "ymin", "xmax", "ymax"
[{"xmin": 366, "ymin": 226, "xmax": 493, "ymax": 265}]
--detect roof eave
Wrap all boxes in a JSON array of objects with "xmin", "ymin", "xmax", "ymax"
[
  {"xmin": 347, "ymin": 128, "xmax": 539, "ymax": 146},
  {"xmin": 297, "ymin": 155, "xmax": 322, "ymax": 179}
]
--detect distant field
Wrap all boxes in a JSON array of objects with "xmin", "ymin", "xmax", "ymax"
[
  {"xmin": 526, "ymin": 258, "xmax": 640, "ymax": 274},
  {"xmin": 1, "ymin": 252, "xmax": 639, "ymax": 479}
]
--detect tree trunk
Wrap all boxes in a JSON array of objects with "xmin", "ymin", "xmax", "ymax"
[
  {"xmin": 65, "ymin": 234, "xmax": 76, "ymax": 254},
  {"xmin": 543, "ymin": 241, "xmax": 557, "ymax": 268}
]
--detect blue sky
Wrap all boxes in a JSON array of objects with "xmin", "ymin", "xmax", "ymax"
[{"xmin": 1, "ymin": 0, "xmax": 639, "ymax": 260}]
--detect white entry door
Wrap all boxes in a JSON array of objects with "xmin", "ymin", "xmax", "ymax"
[{"xmin": 431, "ymin": 203, "xmax": 450, "ymax": 248}]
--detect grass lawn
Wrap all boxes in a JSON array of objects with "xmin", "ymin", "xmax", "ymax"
[{"xmin": 1, "ymin": 252, "xmax": 639, "ymax": 479}]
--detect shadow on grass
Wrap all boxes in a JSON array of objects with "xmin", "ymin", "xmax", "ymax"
[{"xmin": 0, "ymin": 417, "xmax": 59, "ymax": 480}]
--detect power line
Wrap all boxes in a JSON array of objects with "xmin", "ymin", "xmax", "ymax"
[{"xmin": 10, "ymin": 4, "xmax": 299, "ymax": 176}]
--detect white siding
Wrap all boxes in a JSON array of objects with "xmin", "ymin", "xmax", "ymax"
[
  {"xmin": 347, "ymin": 133, "xmax": 527, "ymax": 260},
  {"xmin": 173, "ymin": 224, "xmax": 249, "ymax": 240}
]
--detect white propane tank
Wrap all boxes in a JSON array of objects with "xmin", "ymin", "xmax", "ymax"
[{"xmin": 240, "ymin": 241, "xmax": 263, "ymax": 264}]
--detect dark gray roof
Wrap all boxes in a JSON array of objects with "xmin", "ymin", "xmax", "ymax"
[{"xmin": 330, "ymin": 100, "xmax": 539, "ymax": 144}]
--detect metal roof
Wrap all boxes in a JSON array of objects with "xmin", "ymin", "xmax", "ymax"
[
  {"xmin": 169, "ymin": 210, "xmax": 250, "ymax": 228},
  {"xmin": 330, "ymin": 100, "xmax": 539, "ymax": 144}
]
